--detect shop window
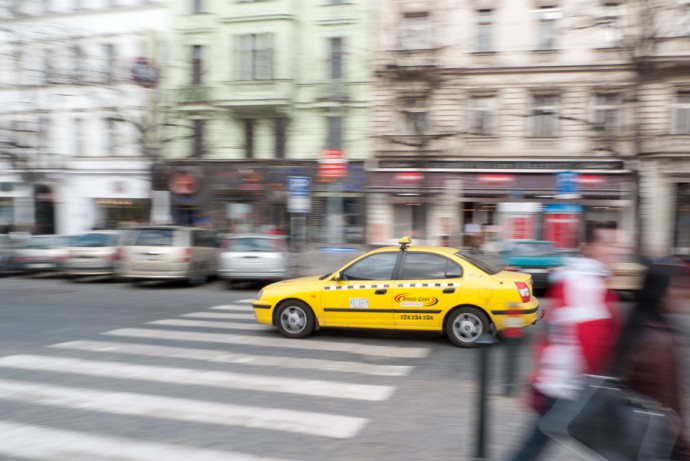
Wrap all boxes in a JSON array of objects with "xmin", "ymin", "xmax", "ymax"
[{"xmin": 394, "ymin": 203, "xmax": 426, "ymax": 239}]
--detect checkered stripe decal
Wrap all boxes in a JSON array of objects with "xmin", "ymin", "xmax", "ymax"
[
  {"xmin": 397, "ymin": 283, "xmax": 461, "ymax": 288},
  {"xmin": 324, "ymin": 284, "xmax": 391, "ymax": 291}
]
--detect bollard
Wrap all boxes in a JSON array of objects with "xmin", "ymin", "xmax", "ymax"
[
  {"xmin": 475, "ymin": 334, "xmax": 499, "ymax": 461},
  {"xmin": 502, "ymin": 306, "xmax": 524, "ymax": 397}
]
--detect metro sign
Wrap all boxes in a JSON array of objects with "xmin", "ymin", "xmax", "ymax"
[{"xmin": 318, "ymin": 149, "xmax": 348, "ymax": 179}]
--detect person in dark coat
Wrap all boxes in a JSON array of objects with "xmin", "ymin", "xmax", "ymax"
[{"xmin": 613, "ymin": 261, "xmax": 690, "ymax": 460}]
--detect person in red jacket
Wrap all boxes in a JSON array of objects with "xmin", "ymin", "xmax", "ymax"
[{"xmin": 510, "ymin": 221, "xmax": 622, "ymax": 461}]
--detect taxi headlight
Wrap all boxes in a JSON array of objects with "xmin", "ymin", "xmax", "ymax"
[{"xmin": 256, "ymin": 290, "xmax": 263, "ymax": 300}]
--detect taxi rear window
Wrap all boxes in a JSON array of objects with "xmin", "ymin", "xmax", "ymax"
[{"xmin": 455, "ymin": 251, "xmax": 500, "ymax": 275}]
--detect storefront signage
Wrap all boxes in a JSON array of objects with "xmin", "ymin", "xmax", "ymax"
[
  {"xmin": 478, "ymin": 174, "xmax": 515, "ymax": 184},
  {"xmin": 379, "ymin": 160, "xmax": 625, "ymax": 171},
  {"xmin": 394, "ymin": 172, "xmax": 424, "ymax": 186},
  {"xmin": 169, "ymin": 171, "xmax": 199, "ymax": 195},
  {"xmin": 318, "ymin": 149, "xmax": 348, "ymax": 179}
]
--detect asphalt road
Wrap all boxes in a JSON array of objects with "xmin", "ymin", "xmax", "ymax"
[{"xmin": 0, "ymin": 274, "xmax": 687, "ymax": 461}]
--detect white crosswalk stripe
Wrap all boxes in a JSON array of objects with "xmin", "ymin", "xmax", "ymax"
[
  {"xmin": 0, "ymin": 354, "xmax": 395, "ymax": 401},
  {"xmin": 0, "ymin": 300, "xmax": 431, "ymax": 457},
  {"xmin": 104, "ymin": 328, "xmax": 431, "ymax": 358},
  {"xmin": 149, "ymin": 319, "xmax": 269, "ymax": 330},
  {"xmin": 50, "ymin": 340, "xmax": 415, "ymax": 376},
  {"xmin": 210, "ymin": 304, "xmax": 254, "ymax": 312},
  {"xmin": 0, "ymin": 378, "xmax": 368, "ymax": 439},
  {"xmin": 182, "ymin": 311, "xmax": 255, "ymax": 320},
  {"xmin": 0, "ymin": 421, "xmax": 302, "ymax": 461}
]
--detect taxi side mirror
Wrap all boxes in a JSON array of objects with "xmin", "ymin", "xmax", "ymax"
[{"xmin": 332, "ymin": 272, "xmax": 341, "ymax": 281}]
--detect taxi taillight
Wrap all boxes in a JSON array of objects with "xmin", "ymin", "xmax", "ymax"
[{"xmin": 515, "ymin": 281, "xmax": 530, "ymax": 303}]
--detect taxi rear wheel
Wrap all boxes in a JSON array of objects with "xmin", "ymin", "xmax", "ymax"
[
  {"xmin": 276, "ymin": 301, "xmax": 315, "ymax": 339},
  {"xmin": 445, "ymin": 307, "xmax": 490, "ymax": 347}
]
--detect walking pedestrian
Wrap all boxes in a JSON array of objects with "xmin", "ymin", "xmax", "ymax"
[
  {"xmin": 611, "ymin": 261, "xmax": 690, "ymax": 460},
  {"xmin": 509, "ymin": 221, "xmax": 622, "ymax": 461}
]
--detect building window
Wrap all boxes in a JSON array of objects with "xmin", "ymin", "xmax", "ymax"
[
  {"xmin": 536, "ymin": 6, "xmax": 558, "ymax": 50},
  {"xmin": 469, "ymin": 96, "xmax": 496, "ymax": 136},
  {"xmin": 275, "ymin": 117, "xmax": 287, "ymax": 159},
  {"xmin": 105, "ymin": 118, "xmax": 120, "ymax": 156},
  {"xmin": 38, "ymin": 117, "xmax": 50, "ymax": 152},
  {"xmin": 192, "ymin": 0, "xmax": 204, "ymax": 13},
  {"xmin": 476, "ymin": 9, "xmax": 493, "ymax": 52},
  {"xmin": 593, "ymin": 93, "xmax": 621, "ymax": 132},
  {"xmin": 244, "ymin": 119, "xmax": 255, "ymax": 158},
  {"xmin": 72, "ymin": 45, "xmax": 83, "ymax": 84},
  {"xmin": 400, "ymin": 12, "xmax": 431, "ymax": 50},
  {"xmin": 329, "ymin": 37, "xmax": 343, "ymax": 80},
  {"xmin": 43, "ymin": 48, "xmax": 54, "ymax": 84},
  {"xmin": 74, "ymin": 117, "xmax": 84, "ymax": 156},
  {"xmin": 104, "ymin": 43, "xmax": 117, "ymax": 82},
  {"xmin": 191, "ymin": 45, "xmax": 203, "ymax": 84},
  {"xmin": 531, "ymin": 95, "xmax": 558, "ymax": 137},
  {"xmin": 327, "ymin": 114, "xmax": 342, "ymax": 149},
  {"xmin": 192, "ymin": 119, "xmax": 205, "ymax": 158},
  {"xmin": 402, "ymin": 98, "xmax": 427, "ymax": 135},
  {"xmin": 674, "ymin": 92, "xmax": 690, "ymax": 135},
  {"xmin": 236, "ymin": 33, "xmax": 274, "ymax": 80},
  {"xmin": 598, "ymin": 3, "xmax": 622, "ymax": 48}
]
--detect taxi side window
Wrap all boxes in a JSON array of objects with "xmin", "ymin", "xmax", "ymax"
[
  {"xmin": 400, "ymin": 253, "xmax": 463, "ymax": 280},
  {"xmin": 342, "ymin": 253, "xmax": 398, "ymax": 280}
]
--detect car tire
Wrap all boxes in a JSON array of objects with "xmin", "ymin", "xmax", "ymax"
[
  {"xmin": 275, "ymin": 300, "xmax": 315, "ymax": 339},
  {"xmin": 445, "ymin": 306, "xmax": 491, "ymax": 348}
]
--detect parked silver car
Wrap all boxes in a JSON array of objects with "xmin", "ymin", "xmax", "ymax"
[
  {"xmin": 0, "ymin": 234, "xmax": 16, "ymax": 273},
  {"xmin": 13, "ymin": 235, "xmax": 70, "ymax": 273},
  {"xmin": 63, "ymin": 230, "xmax": 122, "ymax": 278},
  {"xmin": 218, "ymin": 235, "xmax": 289, "ymax": 289},
  {"xmin": 118, "ymin": 226, "xmax": 219, "ymax": 286}
]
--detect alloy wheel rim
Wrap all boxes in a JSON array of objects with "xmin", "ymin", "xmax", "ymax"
[
  {"xmin": 281, "ymin": 306, "xmax": 306, "ymax": 333},
  {"xmin": 453, "ymin": 313, "xmax": 482, "ymax": 342}
]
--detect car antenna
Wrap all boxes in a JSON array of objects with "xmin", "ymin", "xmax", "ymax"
[{"xmin": 398, "ymin": 236, "xmax": 412, "ymax": 251}]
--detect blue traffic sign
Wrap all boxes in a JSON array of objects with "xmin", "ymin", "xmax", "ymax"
[
  {"xmin": 555, "ymin": 171, "xmax": 579, "ymax": 195},
  {"xmin": 288, "ymin": 176, "xmax": 311, "ymax": 197}
]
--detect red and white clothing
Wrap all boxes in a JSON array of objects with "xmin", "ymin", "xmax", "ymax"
[{"xmin": 532, "ymin": 257, "xmax": 621, "ymax": 400}]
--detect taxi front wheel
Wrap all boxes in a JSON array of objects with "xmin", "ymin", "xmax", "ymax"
[
  {"xmin": 276, "ymin": 301, "xmax": 315, "ymax": 339},
  {"xmin": 445, "ymin": 307, "xmax": 490, "ymax": 348}
]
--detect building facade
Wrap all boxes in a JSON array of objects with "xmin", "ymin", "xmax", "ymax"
[
  {"xmin": 0, "ymin": 0, "xmax": 168, "ymax": 235},
  {"xmin": 371, "ymin": 0, "xmax": 690, "ymax": 256},
  {"xmin": 164, "ymin": 0, "xmax": 373, "ymax": 243}
]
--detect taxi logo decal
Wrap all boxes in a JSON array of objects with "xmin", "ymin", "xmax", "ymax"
[
  {"xmin": 397, "ymin": 283, "xmax": 460, "ymax": 288},
  {"xmin": 394, "ymin": 293, "xmax": 439, "ymax": 307},
  {"xmin": 325, "ymin": 284, "xmax": 391, "ymax": 291}
]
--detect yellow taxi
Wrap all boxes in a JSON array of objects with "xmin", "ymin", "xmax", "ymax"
[{"xmin": 252, "ymin": 237, "xmax": 540, "ymax": 347}]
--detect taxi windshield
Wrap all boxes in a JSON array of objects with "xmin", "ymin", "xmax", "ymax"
[{"xmin": 455, "ymin": 251, "xmax": 501, "ymax": 275}]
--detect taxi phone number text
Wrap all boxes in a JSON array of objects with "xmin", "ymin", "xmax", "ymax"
[{"xmin": 399, "ymin": 314, "xmax": 434, "ymax": 321}]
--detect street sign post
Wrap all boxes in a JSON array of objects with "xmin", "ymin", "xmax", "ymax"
[
  {"xmin": 287, "ymin": 176, "xmax": 311, "ymax": 214},
  {"xmin": 555, "ymin": 170, "xmax": 580, "ymax": 199}
]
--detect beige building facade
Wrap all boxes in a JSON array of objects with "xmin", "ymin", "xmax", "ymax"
[{"xmin": 370, "ymin": 0, "xmax": 690, "ymax": 257}]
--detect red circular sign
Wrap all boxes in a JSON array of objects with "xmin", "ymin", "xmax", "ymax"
[{"xmin": 169, "ymin": 171, "xmax": 199, "ymax": 195}]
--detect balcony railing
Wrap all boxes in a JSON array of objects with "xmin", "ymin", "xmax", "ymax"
[
  {"xmin": 176, "ymin": 85, "xmax": 212, "ymax": 104},
  {"xmin": 316, "ymin": 80, "xmax": 349, "ymax": 102}
]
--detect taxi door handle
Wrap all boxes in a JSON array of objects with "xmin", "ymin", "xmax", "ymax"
[
  {"xmin": 443, "ymin": 288, "xmax": 455, "ymax": 294},
  {"xmin": 375, "ymin": 289, "xmax": 387, "ymax": 295}
]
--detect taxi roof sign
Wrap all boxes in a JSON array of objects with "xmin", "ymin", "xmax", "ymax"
[{"xmin": 399, "ymin": 236, "xmax": 412, "ymax": 250}]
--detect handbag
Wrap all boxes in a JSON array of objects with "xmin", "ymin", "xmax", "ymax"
[{"xmin": 538, "ymin": 375, "xmax": 682, "ymax": 461}]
